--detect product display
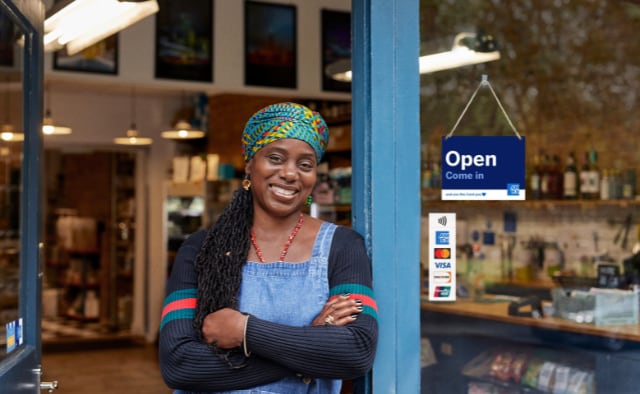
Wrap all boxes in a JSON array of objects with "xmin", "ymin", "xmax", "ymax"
[{"xmin": 462, "ymin": 347, "xmax": 595, "ymax": 394}]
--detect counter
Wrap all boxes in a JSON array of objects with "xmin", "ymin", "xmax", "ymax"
[
  {"xmin": 420, "ymin": 295, "xmax": 640, "ymax": 393},
  {"xmin": 422, "ymin": 295, "xmax": 640, "ymax": 342}
]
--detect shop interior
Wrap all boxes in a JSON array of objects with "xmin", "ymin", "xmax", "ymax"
[
  {"xmin": 2, "ymin": 0, "xmax": 640, "ymax": 392},
  {"xmin": 419, "ymin": 1, "xmax": 640, "ymax": 393}
]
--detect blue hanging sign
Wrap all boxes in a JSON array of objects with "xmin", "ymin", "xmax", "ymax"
[{"xmin": 441, "ymin": 136, "xmax": 525, "ymax": 200}]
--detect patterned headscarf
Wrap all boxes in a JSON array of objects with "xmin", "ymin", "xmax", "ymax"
[{"xmin": 241, "ymin": 102, "xmax": 329, "ymax": 162}]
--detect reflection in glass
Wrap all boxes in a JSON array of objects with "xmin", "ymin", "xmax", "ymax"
[{"xmin": 0, "ymin": 7, "xmax": 22, "ymax": 362}]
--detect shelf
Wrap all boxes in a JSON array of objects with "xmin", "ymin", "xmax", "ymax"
[
  {"xmin": 421, "ymin": 296, "xmax": 640, "ymax": 343},
  {"xmin": 422, "ymin": 195, "xmax": 640, "ymax": 209},
  {"xmin": 62, "ymin": 313, "xmax": 100, "ymax": 323},
  {"xmin": 67, "ymin": 249, "xmax": 101, "ymax": 256}
]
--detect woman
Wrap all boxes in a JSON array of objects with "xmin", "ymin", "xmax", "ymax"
[{"xmin": 159, "ymin": 102, "xmax": 378, "ymax": 393}]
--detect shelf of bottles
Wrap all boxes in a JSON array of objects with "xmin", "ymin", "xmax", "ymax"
[
  {"xmin": 529, "ymin": 150, "xmax": 636, "ymax": 202},
  {"xmin": 421, "ymin": 149, "xmax": 638, "ymax": 205}
]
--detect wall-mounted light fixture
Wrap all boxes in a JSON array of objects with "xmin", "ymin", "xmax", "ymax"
[
  {"xmin": 43, "ymin": 0, "xmax": 159, "ymax": 56},
  {"xmin": 114, "ymin": 86, "xmax": 153, "ymax": 145},
  {"xmin": 327, "ymin": 31, "xmax": 501, "ymax": 82}
]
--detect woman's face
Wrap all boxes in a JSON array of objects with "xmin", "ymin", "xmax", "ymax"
[{"xmin": 246, "ymin": 138, "xmax": 318, "ymax": 217}]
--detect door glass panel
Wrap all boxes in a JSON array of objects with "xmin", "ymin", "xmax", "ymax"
[
  {"xmin": 0, "ymin": 7, "xmax": 23, "ymax": 363},
  {"xmin": 420, "ymin": 1, "xmax": 640, "ymax": 393}
]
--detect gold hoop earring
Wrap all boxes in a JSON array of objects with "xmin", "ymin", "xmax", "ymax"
[{"xmin": 242, "ymin": 177, "xmax": 251, "ymax": 191}]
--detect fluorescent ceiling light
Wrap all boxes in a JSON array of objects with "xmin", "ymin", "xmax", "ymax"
[
  {"xmin": 419, "ymin": 33, "xmax": 500, "ymax": 73},
  {"xmin": 44, "ymin": 0, "xmax": 159, "ymax": 56},
  {"xmin": 327, "ymin": 32, "xmax": 501, "ymax": 82},
  {"xmin": 161, "ymin": 120, "xmax": 205, "ymax": 140}
]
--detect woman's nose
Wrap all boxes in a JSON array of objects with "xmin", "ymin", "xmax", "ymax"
[{"xmin": 279, "ymin": 161, "xmax": 297, "ymax": 180}]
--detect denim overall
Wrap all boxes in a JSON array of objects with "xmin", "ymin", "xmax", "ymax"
[{"xmin": 176, "ymin": 221, "xmax": 341, "ymax": 394}]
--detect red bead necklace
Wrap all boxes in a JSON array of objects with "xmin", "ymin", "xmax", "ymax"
[{"xmin": 250, "ymin": 212, "xmax": 304, "ymax": 263}]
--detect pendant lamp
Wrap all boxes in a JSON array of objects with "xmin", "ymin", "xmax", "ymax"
[
  {"xmin": 161, "ymin": 92, "xmax": 205, "ymax": 140},
  {"xmin": 114, "ymin": 86, "xmax": 153, "ymax": 146},
  {"xmin": 42, "ymin": 82, "xmax": 72, "ymax": 135},
  {"xmin": 1, "ymin": 79, "xmax": 24, "ymax": 142}
]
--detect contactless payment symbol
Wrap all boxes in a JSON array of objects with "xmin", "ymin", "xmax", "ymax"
[{"xmin": 435, "ymin": 231, "xmax": 449, "ymax": 245}]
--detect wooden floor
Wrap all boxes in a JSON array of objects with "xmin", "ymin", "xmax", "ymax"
[{"xmin": 42, "ymin": 344, "xmax": 173, "ymax": 394}]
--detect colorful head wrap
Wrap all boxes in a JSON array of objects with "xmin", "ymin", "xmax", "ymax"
[{"xmin": 241, "ymin": 102, "xmax": 329, "ymax": 162}]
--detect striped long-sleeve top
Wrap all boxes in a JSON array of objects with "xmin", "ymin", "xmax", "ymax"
[{"xmin": 158, "ymin": 225, "xmax": 378, "ymax": 392}]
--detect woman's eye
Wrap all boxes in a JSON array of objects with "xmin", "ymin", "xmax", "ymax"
[
  {"xmin": 299, "ymin": 161, "xmax": 314, "ymax": 171},
  {"xmin": 268, "ymin": 155, "xmax": 284, "ymax": 163}
]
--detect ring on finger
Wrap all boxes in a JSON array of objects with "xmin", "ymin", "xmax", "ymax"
[{"xmin": 324, "ymin": 315, "xmax": 335, "ymax": 325}]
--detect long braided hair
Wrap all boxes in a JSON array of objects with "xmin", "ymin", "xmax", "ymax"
[{"xmin": 192, "ymin": 185, "xmax": 253, "ymax": 341}]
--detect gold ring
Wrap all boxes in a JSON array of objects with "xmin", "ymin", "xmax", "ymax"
[{"xmin": 324, "ymin": 315, "xmax": 335, "ymax": 325}]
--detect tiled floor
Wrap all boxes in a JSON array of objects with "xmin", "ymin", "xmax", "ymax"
[{"xmin": 42, "ymin": 344, "xmax": 172, "ymax": 394}]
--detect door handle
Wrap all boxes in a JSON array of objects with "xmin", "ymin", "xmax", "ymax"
[{"xmin": 40, "ymin": 381, "xmax": 59, "ymax": 392}]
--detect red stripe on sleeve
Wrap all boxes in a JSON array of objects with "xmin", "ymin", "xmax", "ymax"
[{"xmin": 161, "ymin": 298, "xmax": 197, "ymax": 320}]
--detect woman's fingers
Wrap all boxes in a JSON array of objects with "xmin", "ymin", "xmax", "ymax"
[{"xmin": 312, "ymin": 294, "xmax": 364, "ymax": 327}]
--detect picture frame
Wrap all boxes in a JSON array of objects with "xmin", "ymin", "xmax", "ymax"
[
  {"xmin": 321, "ymin": 9, "xmax": 351, "ymax": 92},
  {"xmin": 53, "ymin": 34, "xmax": 119, "ymax": 75},
  {"xmin": 0, "ymin": 12, "xmax": 14, "ymax": 67},
  {"xmin": 244, "ymin": 1, "xmax": 297, "ymax": 88},
  {"xmin": 155, "ymin": 0, "xmax": 213, "ymax": 82}
]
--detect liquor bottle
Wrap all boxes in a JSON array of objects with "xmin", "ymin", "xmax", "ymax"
[
  {"xmin": 563, "ymin": 152, "xmax": 578, "ymax": 199},
  {"xmin": 586, "ymin": 150, "xmax": 600, "ymax": 199},
  {"xmin": 600, "ymin": 169, "xmax": 611, "ymax": 200},
  {"xmin": 579, "ymin": 151, "xmax": 593, "ymax": 199},
  {"xmin": 540, "ymin": 153, "xmax": 551, "ymax": 199},
  {"xmin": 549, "ymin": 154, "xmax": 563, "ymax": 199},
  {"xmin": 528, "ymin": 152, "xmax": 542, "ymax": 200}
]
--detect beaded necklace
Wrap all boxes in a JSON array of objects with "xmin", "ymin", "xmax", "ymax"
[{"xmin": 250, "ymin": 212, "xmax": 304, "ymax": 263}]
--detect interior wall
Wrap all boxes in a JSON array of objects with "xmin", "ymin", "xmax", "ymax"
[{"xmin": 39, "ymin": 0, "xmax": 353, "ymax": 342}]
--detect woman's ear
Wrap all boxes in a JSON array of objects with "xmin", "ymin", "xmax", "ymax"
[{"xmin": 244, "ymin": 160, "xmax": 252, "ymax": 175}]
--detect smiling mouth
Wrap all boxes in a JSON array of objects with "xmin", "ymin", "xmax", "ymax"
[{"xmin": 270, "ymin": 185, "xmax": 297, "ymax": 197}]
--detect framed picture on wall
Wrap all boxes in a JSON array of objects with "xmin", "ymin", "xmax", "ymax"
[
  {"xmin": 244, "ymin": 1, "xmax": 297, "ymax": 88},
  {"xmin": 53, "ymin": 34, "xmax": 119, "ymax": 75},
  {"xmin": 0, "ymin": 12, "xmax": 15, "ymax": 67},
  {"xmin": 155, "ymin": 0, "xmax": 213, "ymax": 82},
  {"xmin": 321, "ymin": 9, "xmax": 351, "ymax": 92}
]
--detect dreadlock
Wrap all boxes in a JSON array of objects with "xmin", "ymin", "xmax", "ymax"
[{"xmin": 193, "ymin": 185, "xmax": 253, "ymax": 341}]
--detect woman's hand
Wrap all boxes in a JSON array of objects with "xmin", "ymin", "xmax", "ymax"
[
  {"xmin": 311, "ymin": 294, "xmax": 363, "ymax": 327},
  {"xmin": 202, "ymin": 308, "xmax": 247, "ymax": 349}
]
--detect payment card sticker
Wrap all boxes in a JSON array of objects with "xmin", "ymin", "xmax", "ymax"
[
  {"xmin": 5, "ymin": 318, "xmax": 23, "ymax": 353},
  {"xmin": 6, "ymin": 320, "xmax": 15, "ymax": 353},
  {"xmin": 428, "ymin": 213, "xmax": 456, "ymax": 301}
]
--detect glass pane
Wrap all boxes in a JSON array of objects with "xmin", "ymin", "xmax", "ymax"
[
  {"xmin": 420, "ymin": 1, "xmax": 640, "ymax": 393},
  {"xmin": 0, "ymin": 6, "xmax": 22, "ymax": 363}
]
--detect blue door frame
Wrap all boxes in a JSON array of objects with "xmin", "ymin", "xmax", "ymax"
[
  {"xmin": 0, "ymin": 0, "xmax": 420, "ymax": 391},
  {"xmin": 0, "ymin": 0, "xmax": 44, "ymax": 392},
  {"xmin": 352, "ymin": 0, "xmax": 422, "ymax": 392}
]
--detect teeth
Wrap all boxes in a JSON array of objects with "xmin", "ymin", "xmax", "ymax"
[{"xmin": 272, "ymin": 185, "xmax": 295, "ymax": 196}]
